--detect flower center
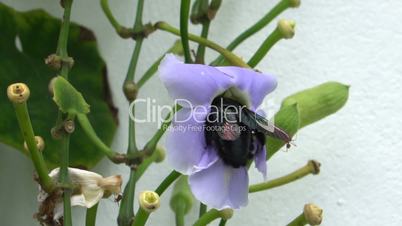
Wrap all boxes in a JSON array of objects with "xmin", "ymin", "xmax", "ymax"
[{"xmin": 204, "ymin": 96, "xmax": 265, "ymax": 168}]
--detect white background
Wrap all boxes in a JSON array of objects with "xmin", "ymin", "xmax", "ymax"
[{"xmin": 1, "ymin": 0, "xmax": 402, "ymax": 225}]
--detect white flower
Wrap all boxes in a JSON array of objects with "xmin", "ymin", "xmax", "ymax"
[{"xmin": 37, "ymin": 167, "xmax": 122, "ymax": 224}]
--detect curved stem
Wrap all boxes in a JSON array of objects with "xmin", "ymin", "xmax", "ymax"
[
  {"xmin": 247, "ymin": 28, "xmax": 282, "ymax": 68},
  {"xmin": 133, "ymin": 0, "xmax": 145, "ymax": 33},
  {"xmin": 211, "ymin": 0, "xmax": 292, "ymax": 65},
  {"xmin": 77, "ymin": 114, "xmax": 125, "ymax": 163},
  {"xmin": 12, "ymin": 102, "xmax": 54, "ymax": 192},
  {"xmin": 155, "ymin": 22, "xmax": 249, "ymax": 68},
  {"xmin": 125, "ymin": 39, "xmax": 144, "ymax": 84},
  {"xmin": 195, "ymin": 21, "xmax": 210, "ymax": 64},
  {"xmin": 85, "ymin": 203, "xmax": 99, "ymax": 226},
  {"xmin": 180, "ymin": 0, "xmax": 192, "ymax": 63},
  {"xmin": 219, "ymin": 219, "xmax": 227, "ymax": 226},
  {"xmin": 249, "ymin": 160, "xmax": 320, "ymax": 193},
  {"xmin": 101, "ymin": 0, "xmax": 124, "ymax": 32},
  {"xmin": 287, "ymin": 212, "xmax": 307, "ymax": 226},
  {"xmin": 132, "ymin": 171, "xmax": 181, "ymax": 226},
  {"xmin": 193, "ymin": 209, "xmax": 221, "ymax": 226}
]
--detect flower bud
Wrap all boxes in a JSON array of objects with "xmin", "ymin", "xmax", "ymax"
[
  {"xmin": 304, "ymin": 203, "xmax": 323, "ymax": 225},
  {"xmin": 24, "ymin": 136, "xmax": 45, "ymax": 152},
  {"xmin": 170, "ymin": 176, "xmax": 194, "ymax": 215},
  {"xmin": 219, "ymin": 208, "xmax": 234, "ymax": 220},
  {"xmin": 123, "ymin": 81, "xmax": 138, "ymax": 102},
  {"xmin": 289, "ymin": 0, "xmax": 301, "ymax": 8},
  {"xmin": 139, "ymin": 191, "xmax": 160, "ymax": 213},
  {"xmin": 278, "ymin": 19, "xmax": 296, "ymax": 39},
  {"xmin": 153, "ymin": 145, "xmax": 166, "ymax": 163},
  {"xmin": 7, "ymin": 83, "xmax": 30, "ymax": 103}
]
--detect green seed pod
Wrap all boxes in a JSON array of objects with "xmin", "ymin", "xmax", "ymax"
[
  {"xmin": 170, "ymin": 176, "xmax": 194, "ymax": 216},
  {"xmin": 190, "ymin": 0, "xmax": 209, "ymax": 24},
  {"xmin": 281, "ymin": 82, "xmax": 349, "ymax": 128},
  {"xmin": 153, "ymin": 145, "xmax": 166, "ymax": 163},
  {"xmin": 123, "ymin": 81, "xmax": 138, "ymax": 102}
]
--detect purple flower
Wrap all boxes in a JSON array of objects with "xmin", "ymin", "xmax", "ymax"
[{"xmin": 159, "ymin": 54, "xmax": 277, "ymax": 210}]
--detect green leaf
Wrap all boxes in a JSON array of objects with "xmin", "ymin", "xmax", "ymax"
[
  {"xmin": 53, "ymin": 76, "xmax": 90, "ymax": 115},
  {"xmin": 0, "ymin": 3, "xmax": 117, "ymax": 169},
  {"xmin": 266, "ymin": 82, "xmax": 350, "ymax": 159},
  {"xmin": 266, "ymin": 103, "xmax": 300, "ymax": 160},
  {"xmin": 282, "ymin": 81, "xmax": 350, "ymax": 128}
]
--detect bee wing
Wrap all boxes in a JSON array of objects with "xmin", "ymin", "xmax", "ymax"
[{"xmin": 240, "ymin": 108, "xmax": 291, "ymax": 143}]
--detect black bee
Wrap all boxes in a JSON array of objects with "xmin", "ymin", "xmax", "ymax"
[{"xmin": 205, "ymin": 97, "xmax": 291, "ymax": 168}]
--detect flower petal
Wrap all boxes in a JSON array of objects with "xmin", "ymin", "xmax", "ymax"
[
  {"xmin": 216, "ymin": 67, "xmax": 277, "ymax": 109},
  {"xmin": 254, "ymin": 147, "xmax": 267, "ymax": 180},
  {"xmin": 166, "ymin": 107, "xmax": 217, "ymax": 174},
  {"xmin": 159, "ymin": 54, "xmax": 234, "ymax": 107},
  {"xmin": 189, "ymin": 160, "xmax": 249, "ymax": 210}
]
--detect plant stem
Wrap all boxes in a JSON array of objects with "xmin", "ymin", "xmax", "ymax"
[
  {"xmin": 132, "ymin": 171, "xmax": 181, "ymax": 226},
  {"xmin": 249, "ymin": 160, "xmax": 320, "ymax": 193},
  {"xmin": 137, "ymin": 40, "xmax": 183, "ymax": 88},
  {"xmin": 12, "ymin": 102, "xmax": 54, "ymax": 192},
  {"xmin": 56, "ymin": 0, "xmax": 73, "ymax": 79},
  {"xmin": 195, "ymin": 21, "xmax": 210, "ymax": 64},
  {"xmin": 211, "ymin": 0, "xmax": 292, "ymax": 65},
  {"xmin": 59, "ymin": 134, "xmax": 72, "ymax": 226},
  {"xmin": 77, "ymin": 114, "xmax": 125, "ymax": 163},
  {"xmin": 199, "ymin": 203, "xmax": 207, "ymax": 218},
  {"xmin": 180, "ymin": 0, "xmax": 192, "ymax": 63},
  {"xmin": 100, "ymin": 0, "xmax": 124, "ymax": 33},
  {"xmin": 85, "ymin": 203, "xmax": 99, "ymax": 226},
  {"xmin": 118, "ymin": 170, "xmax": 136, "ymax": 226},
  {"xmin": 193, "ymin": 209, "xmax": 221, "ymax": 226},
  {"xmin": 174, "ymin": 202, "xmax": 186, "ymax": 226},
  {"xmin": 219, "ymin": 219, "xmax": 227, "ymax": 226},
  {"xmin": 287, "ymin": 212, "xmax": 307, "ymax": 226},
  {"xmin": 155, "ymin": 22, "xmax": 250, "ymax": 68},
  {"xmin": 247, "ymin": 28, "xmax": 282, "ymax": 67}
]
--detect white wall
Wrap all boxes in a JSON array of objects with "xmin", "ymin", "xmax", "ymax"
[{"xmin": 1, "ymin": 0, "xmax": 402, "ymax": 225}]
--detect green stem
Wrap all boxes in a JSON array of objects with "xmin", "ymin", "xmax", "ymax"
[
  {"xmin": 219, "ymin": 219, "xmax": 227, "ymax": 226},
  {"xmin": 132, "ymin": 171, "xmax": 181, "ymax": 226},
  {"xmin": 211, "ymin": 0, "xmax": 292, "ymax": 65},
  {"xmin": 59, "ymin": 134, "xmax": 72, "ymax": 226},
  {"xmin": 195, "ymin": 21, "xmax": 210, "ymax": 64},
  {"xmin": 287, "ymin": 213, "xmax": 307, "ymax": 226},
  {"xmin": 180, "ymin": 0, "xmax": 192, "ymax": 63},
  {"xmin": 56, "ymin": 0, "xmax": 73, "ymax": 79},
  {"xmin": 155, "ymin": 22, "xmax": 249, "ymax": 68},
  {"xmin": 118, "ymin": 170, "xmax": 136, "ymax": 226},
  {"xmin": 249, "ymin": 160, "xmax": 319, "ymax": 193},
  {"xmin": 12, "ymin": 102, "xmax": 54, "ymax": 192},
  {"xmin": 199, "ymin": 203, "xmax": 207, "ymax": 218},
  {"xmin": 133, "ymin": 150, "xmax": 159, "ymax": 183},
  {"xmin": 101, "ymin": 0, "xmax": 124, "ymax": 33},
  {"xmin": 77, "ymin": 114, "xmax": 125, "ymax": 163},
  {"xmin": 85, "ymin": 203, "xmax": 99, "ymax": 226},
  {"xmin": 174, "ymin": 202, "xmax": 186, "ymax": 226},
  {"xmin": 247, "ymin": 28, "xmax": 282, "ymax": 68},
  {"xmin": 193, "ymin": 209, "xmax": 221, "ymax": 226},
  {"xmin": 125, "ymin": 39, "xmax": 144, "ymax": 83},
  {"xmin": 137, "ymin": 40, "xmax": 183, "ymax": 88}
]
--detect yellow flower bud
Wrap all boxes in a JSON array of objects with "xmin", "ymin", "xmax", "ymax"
[
  {"xmin": 304, "ymin": 203, "xmax": 323, "ymax": 225},
  {"xmin": 278, "ymin": 19, "xmax": 296, "ymax": 39},
  {"xmin": 24, "ymin": 136, "xmax": 45, "ymax": 152},
  {"xmin": 7, "ymin": 83, "xmax": 30, "ymax": 103},
  {"xmin": 139, "ymin": 191, "xmax": 160, "ymax": 213}
]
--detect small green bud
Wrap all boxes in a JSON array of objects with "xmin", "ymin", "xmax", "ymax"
[
  {"xmin": 123, "ymin": 81, "xmax": 138, "ymax": 102},
  {"xmin": 289, "ymin": 0, "xmax": 301, "ymax": 8},
  {"xmin": 7, "ymin": 83, "xmax": 30, "ymax": 103},
  {"xmin": 139, "ymin": 191, "xmax": 160, "ymax": 213},
  {"xmin": 281, "ymin": 82, "xmax": 350, "ymax": 128},
  {"xmin": 153, "ymin": 145, "xmax": 166, "ymax": 163},
  {"xmin": 219, "ymin": 208, "xmax": 234, "ymax": 220},
  {"xmin": 304, "ymin": 203, "xmax": 323, "ymax": 225},
  {"xmin": 24, "ymin": 136, "xmax": 45, "ymax": 152},
  {"xmin": 278, "ymin": 19, "xmax": 296, "ymax": 39},
  {"xmin": 170, "ymin": 176, "xmax": 194, "ymax": 215},
  {"xmin": 190, "ymin": 0, "xmax": 209, "ymax": 24}
]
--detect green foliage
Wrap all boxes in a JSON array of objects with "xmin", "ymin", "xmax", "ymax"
[
  {"xmin": 53, "ymin": 76, "xmax": 90, "ymax": 115},
  {"xmin": 0, "ymin": 3, "xmax": 117, "ymax": 169},
  {"xmin": 267, "ymin": 82, "xmax": 350, "ymax": 159}
]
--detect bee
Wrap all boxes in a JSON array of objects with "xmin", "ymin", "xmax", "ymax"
[{"xmin": 205, "ymin": 97, "xmax": 291, "ymax": 168}]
